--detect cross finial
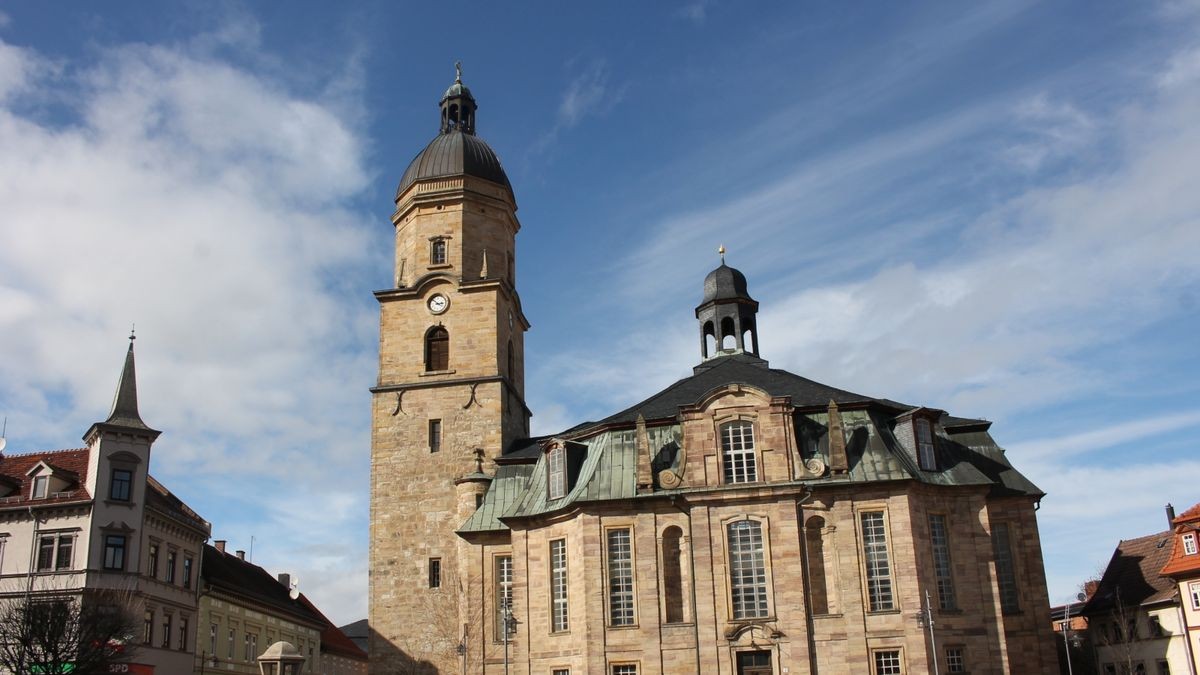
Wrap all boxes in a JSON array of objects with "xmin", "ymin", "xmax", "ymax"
[
  {"xmin": 718, "ymin": 245, "xmax": 726, "ymax": 263},
  {"xmin": 455, "ymin": 61, "xmax": 463, "ymax": 83},
  {"xmin": 129, "ymin": 324, "xmax": 136, "ymax": 343}
]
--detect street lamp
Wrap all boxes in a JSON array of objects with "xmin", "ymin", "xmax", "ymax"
[
  {"xmin": 500, "ymin": 597, "xmax": 521, "ymax": 675},
  {"xmin": 1061, "ymin": 593, "xmax": 1087, "ymax": 675},
  {"xmin": 199, "ymin": 652, "xmax": 219, "ymax": 675}
]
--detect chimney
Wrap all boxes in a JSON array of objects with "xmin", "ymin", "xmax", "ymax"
[
  {"xmin": 236, "ymin": 550, "xmax": 245, "ymax": 560},
  {"xmin": 214, "ymin": 540, "xmax": 226, "ymax": 554},
  {"xmin": 1167, "ymin": 503, "xmax": 1177, "ymax": 528},
  {"xmin": 278, "ymin": 573, "xmax": 291, "ymax": 588}
]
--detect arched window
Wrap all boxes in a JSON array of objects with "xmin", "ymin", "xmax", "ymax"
[
  {"xmin": 720, "ymin": 316, "xmax": 736, "ymax": 350},
  {"xmin": 721, "ymin": 421, "xmax": 757, "ymax": 484},
  {"xmin": 727, "ymin": 520, "xmax": 768, "ymax": 619},
  {"xmin": 805, "ymin": 516, "xmax": 830, "ymax": 615},
  {"xmin": 430, "ymin": 238, "xmax": 447, "ymax": 265},
  {"xmin": 703, "ymin": 321, "xmax": 716, "ymax": 359},
  {"xmin": 662, "ymin": 526, "xmax": 685, "ymax": 623},
  {"xmin": 425, "ymin": 327, "xmax": 449, "ymax": 372}
]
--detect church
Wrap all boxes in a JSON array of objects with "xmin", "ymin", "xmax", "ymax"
[{"xmin": 368, "ymin": 68, "xmax": 1059, "ymax": 675}]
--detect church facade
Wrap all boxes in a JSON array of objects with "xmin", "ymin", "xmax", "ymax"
[{"xmin": 368, "ymin": 71, "xmax": 1059, "ymax": 675}]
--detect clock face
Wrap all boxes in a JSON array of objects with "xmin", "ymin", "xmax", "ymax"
[{"xmin": 428, "ymin": 294, "xmax": 449, "ymax": 314}]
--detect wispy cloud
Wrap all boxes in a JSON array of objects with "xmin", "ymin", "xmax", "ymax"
[
  {"xmin": 1007, "ymin": 410, "xmax": 1200, "ymax": 458},
  {"xmin": 676, "ymin": 0, "xmax": 716, "ymax": 24},
  {"xmin": 530, "ymin": 60, "xmax": 624, "ymax": 158}
]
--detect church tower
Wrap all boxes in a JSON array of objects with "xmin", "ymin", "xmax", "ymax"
[{"xmin": 369, "ymin": 65, "xmax": 530, "ymax": 673}]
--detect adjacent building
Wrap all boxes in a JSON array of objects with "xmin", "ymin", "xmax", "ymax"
[
  {"xmin": 0, "ymin": 339, "xmax": 211, "ymax": 674},
  {"xmin": 1161, "ymin": 502, "xmax": 1200, "ymax": 674},
  {"xmin": 369, "ymin": 69, "xmax": 1061, "ymax": 674},
  {"xmin": 1083, "ymin": 508, "xmax": 1194, "ymax": 675}
]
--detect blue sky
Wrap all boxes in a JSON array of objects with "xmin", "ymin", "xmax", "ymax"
[{"xmin": 1, "ymin": 1, "xmax": 1198, "ymax": 624}]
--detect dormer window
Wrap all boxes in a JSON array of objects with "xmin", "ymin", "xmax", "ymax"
[
  {"xmin": 32, "ymin": 475, "xmax": 48, "ymax": 499},
  {"xmin": 915, "ymin": 418, "xmax": 937, "ymax": 471},
  {"xmin": 430, "ymin": 238, "xmax": 447, "ymax": 266},
  {"xmin": 548, "ymin": 445, "xmax": 566, "ymax": 500},
  {"xmin": 1185, "ymin": 532, "xmax": 1198, "ymax": 556},
  {"xmin": 721, "ymin": 421, "xmax": 757, "ymax": 484}
]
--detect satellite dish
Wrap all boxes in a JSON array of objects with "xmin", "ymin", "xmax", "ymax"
[
  {"xmin": 289, "ymin": 588, "xmax": 300, "ymax": 600},
  {"xmin": 1077, "ymin": 592, "xmax": 1087, "ymax": 603},
  {"xmin": 288, "ymin": 576, "xmax": 300, "ymax": 600},
  {"xmin": 0, "ymin": 416, "xmax": 7, "ymax": 454}
]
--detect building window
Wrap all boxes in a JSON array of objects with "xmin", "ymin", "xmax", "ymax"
[
  {"xmin": 874, "ymin": 649, "xmax": 903, "ymax": 675},
  {"xmin": 662, "ymin": 526, "xmax": 686, "ymax": 623},
  {"xmin": 428, "ymin": 419, "xmax": 442, "ymax": 453},
  {"xmin": 162, "ymin": 614, "xmax": 172, "ymax": 648},
  {"xmin": 210, "ymin": 623, "xmax": 218, "ymax": 655},
  {"xmin": 1136, "ymin": 664, "xmax": 1147, "ymax": 675},
  {"xmin": 144, "ymin": 609, "xmax": 153, "ymax": 644},
  {"xmin": 607, "ymin": 528, "xmax": 635, "ymax": 626},
  {"xmin": 992, "ymin": 522, "xmax": 1020, "ymax": 613},
  {"xmin": 32, "ymin": 475, "xmax": 48, "ymax": 499},
  {"xmin": 548, "ymin": 445, "xmax": 567, "ymax": 500},
  {"xmin": 36, "ymin": 535, "xmax": 55, "ymax": 571},
  {"xmin": 430, "ymin": 238, "xmax": 447, "ymax": 265},
  {"xmin": 183, "ymin": 555, "xmax": 194, "ymax": 588},
  {"xmin": 946, "ymin": 647, "xmax": 965, "ymax": 673},
  {"xmin": 109, "ymin": 468, "xmax": 133, "ymax": 501},
  {"xmin": 428, "ymin": 558, "xmax": 441, "ymax": 589},
  {"xmin": 1189, "ymin": 581, "xmax": 1200, "ymax": 610},
  {"xmin": 736, "ymin": 651, "xmax": 771, "ymax": 673},
  {"xmin": 425, "ymin": 326, "xmax": 449, "ymax": 371},
  {"xmin": 246, "ymin": 632, "xmax": 259, "ymax": 661},
  {"xmin": 179, "ymin": 616, "xmax": 189, "ymax": 651},
  {"xmin": 612, "ymin": 666, "xmax": 637, "ymax": 675},
  {"xmin": 915, "ymin": 418, "xmax": 936, "ymax": 470},
  {"xmin": 228, "ymin": 628, "xmax": 235, "ymax": 659},
  {"xmin": 552, "ymin": 670, "xmax": 570, "ymax": 675},
  {"xmin": 495, "ymin": 555, "xmax": 513, "ymax": 641},
  {"xmin": 929, "ymin": 514, "xmax": 957, "ymax": 610},
  {"xmin": 103, "ymin": 535, "xmax": 126, "ymax": 570},
  {"xmin": 166, "ymin": 550, "xmax": 177, "ymax": 583},
  {"xmin": 148, "ymin": 542, "xmax": 159, "ymax": 578},
  {"xmin": 861, "ymin": 511, "xmax": 894, "ymax": 611},
  {"xmin": 1184, "ymin": 532, "xmax": 1198, "ymax": 555},
  {"xmin": 721, "ymin": 421, "xmax": 757, "ymax": 483},
  {"xmin": 550, "ymin": 539, "xmax": 569, "ymax": 632},
  {"xmin": 1158, "ymin": 659, "xmax": 1171, "ymax": 675},
  {"xmin": 1149, "ymin": 615, "xmax": 1164, "ymax": 638},
  {"xmin": 727, "ymin": 519, "xmax": 769, "ymax": 619}
]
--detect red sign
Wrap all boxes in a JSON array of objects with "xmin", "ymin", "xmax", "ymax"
[{"xmin": 108, "ymin": 664, "xmax": 154, "ymax": 674}]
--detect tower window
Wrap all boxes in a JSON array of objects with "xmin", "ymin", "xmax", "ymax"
[
  {"xmin": 550, "ymin": 539, "xmax": 569, "ymax": 632},
  {"xmin": 425, "ymin": 326, "xmax": 449, "ymax": 371},
  {"xmin": 428, "ymin": 558, "xmax": 441, "ymax": 588},
  {"xmin": 110, "ymin": 468, "xmax": 132, "ymax": 501},
  {"xmin": 431, "ymin": 238, "xmax": 447, "ymax": 265},
  {"xmin": 103, "ymin": 535, "xmax": 127, "ymax": 570},
  {"xmin": 915, "ymin": 418, "xmax": 937, "ymax": 470},
  {"xmin": 721, "ymin": 421, "xmax": 757, "ymax": 484},
  {"xmin": 429, "ymin": 419, "xmax": 442, "ymax": 453}
]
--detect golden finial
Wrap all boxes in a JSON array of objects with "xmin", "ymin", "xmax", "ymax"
[{"xmin": 718, "ymin": 245, "xmax": 726, "ymax": 263}]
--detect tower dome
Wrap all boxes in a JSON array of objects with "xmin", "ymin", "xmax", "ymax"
[
  {"xmin": 695, "ymin": 251, "xmax": 760, "ymax": 360},
  {"xmin": 395, "ymin": 63, "xmax": 511, "ymax": 200}
]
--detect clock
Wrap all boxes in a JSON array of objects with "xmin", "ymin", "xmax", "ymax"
[{"xmin": 427, "ymin": 294, "xmax": 449, "ymax": 315}]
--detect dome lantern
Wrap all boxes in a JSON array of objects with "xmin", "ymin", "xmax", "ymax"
[{"xmin": 695, "ymin": 247, "xmax": 760, "ymax": 360}]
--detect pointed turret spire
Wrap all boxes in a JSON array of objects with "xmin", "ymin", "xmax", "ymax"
[{"xmin": 104, "ymin": 331, "xmax": 152, "ymax": 431}]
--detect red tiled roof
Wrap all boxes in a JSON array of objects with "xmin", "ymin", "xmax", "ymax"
[
  {"xmin": 1161, "ymin": 501, "xmax": 1200, "ymax": 577},
  {"xmin": 0, "ymin": 449, "xmax": 92, "ymax": 507},
  {"xmin": 1173, "ymin": 502, "xmax": 1200, "ymax": 524},
  {"xmin": 297, "ymin": 594, "xmax": 368, "ymax": 661}
]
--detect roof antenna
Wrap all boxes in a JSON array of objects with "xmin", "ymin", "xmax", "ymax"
[
  {"xmin": 129, "ymin": 324, "xmax": 136, "ymax": 344},
  {"xmin": 0, "ymin": 416, "xmax": 7, "ymax": 456}
]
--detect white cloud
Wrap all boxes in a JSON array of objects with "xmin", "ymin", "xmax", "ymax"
[
  {"xmin": 0, "ymin": 30, "xmax": 375, "ymax": 623},
  {"xmin": 1007, "ymin": 410, "xmax": 1200, "ymax": 458}
]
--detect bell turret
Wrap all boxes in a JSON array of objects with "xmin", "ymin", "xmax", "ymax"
[{"xmin": 696, "ymin": 247, "xmax": 760, "ymax": 360}]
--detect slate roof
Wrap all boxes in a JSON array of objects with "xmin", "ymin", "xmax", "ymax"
[
  {"xmin": 0, "ymin": 449, "xmax": 92, "ymax": 507},
  {"xmin": 200, "ymin": 545, "xmax": 325, "ymax": 627},
  {"xmin": 145, "ymin": 475, "xmax": 210, "ymax": 534},
  {"xmin": 395, "ymin": 131, "xmax": 511, "ymax": 199},
  {"xmin": 339, "ymin": 619, "xmax": 369, "ymax": 655},
  {"xmin": 465, "ymin": 353, "xmax": 1041, "ymax": 533},
  {"xmin": 1084, "ymin": 530, "xmax": 1178, "ymax": 614}
]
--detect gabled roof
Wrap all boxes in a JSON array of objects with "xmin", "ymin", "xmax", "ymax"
[
  {"xmin": 1084, "ymin": 530, "xmax": 1177, "ymax": 614},
  {"xmin": 1161, "ymin": 501, "xmax": 1200, "ymax": 578},
  {"xmin": 200, "ymin": 545, "xmax": 324, "ymax": 628},
  {"xmin": 0, "ymin": 449, "xmax": 92, "ymax": 507}
]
